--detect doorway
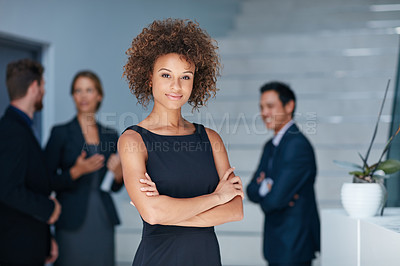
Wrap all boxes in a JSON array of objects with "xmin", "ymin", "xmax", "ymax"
[{"xmin": 0, "ymin": 34, "xmax": 44, "ymax": 141}]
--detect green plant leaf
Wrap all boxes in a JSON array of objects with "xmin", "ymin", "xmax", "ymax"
[
  {"xmin": 333, "ymin": 160, "xmax": 363, "ymax": 170},
  {"xmin": 377, "ymin": 159, "xmax": 400, "ymax": 174},
  {"xmin": 349, "ymin": 171, "xmax": 364, "ymax": 177}
]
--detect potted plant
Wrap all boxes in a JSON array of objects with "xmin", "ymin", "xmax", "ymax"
[{"xmin": 334, "ymin": 80, "xmax": 400, "ymax": 218}]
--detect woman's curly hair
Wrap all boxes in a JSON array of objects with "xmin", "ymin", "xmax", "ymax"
[{"xmin": 123, "ymin": 18, "xmax": 221, "ymax": 110}]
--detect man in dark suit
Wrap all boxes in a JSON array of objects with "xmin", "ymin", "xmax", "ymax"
[
  {"xmin": 0, "ymin": 58, "xmax": 61, "ymax": 265},
  {"xmin": 246, "ymin": 82, "xmax": 320, "ymax": 266}
]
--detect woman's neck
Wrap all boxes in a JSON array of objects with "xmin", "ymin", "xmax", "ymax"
[
  {"xmin": 143, "ymin": 105, "xmax": 195, "ymax": 135},
  {"xmin": 77, "ymin": 112, "xmax": 100, "ymax": 144},
  {"xmin": 147, "ymin": 110, "xmax": 184, "ymax": 127},
  {"xmin": 77, "ymin": 112, "xmax": 97, "ymax": 127},
  {"xmin": 148, "ymin": 103, "xmax": 186, "ymax": 126}
]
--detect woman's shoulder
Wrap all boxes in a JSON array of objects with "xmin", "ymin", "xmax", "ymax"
[
  {"xmin": 118, "ymin": 127, "xmax": 147, "ymax": 155},
  {"xmin": 121, "ymin": 124, "xmax": 145, "ymax": 136},
  {"xmin": 119, "ymin": 126, "xmax": 144, "ymax": 143},
  {"xmin": 203, "ymin": 126, "xmax": 222, "ymax": 142}
]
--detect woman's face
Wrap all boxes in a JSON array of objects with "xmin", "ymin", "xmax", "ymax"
[
  {"xmin": 151, "ymin": 53, "xmax": 195, "ymax": 110},
  {"xmin": 72, "ymin": 76, "xmax": 102, "ymax": 114}
]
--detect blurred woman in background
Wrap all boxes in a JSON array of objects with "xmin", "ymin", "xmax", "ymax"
[{"xmin": 45, "ymin": 70, "xmax": 123, "ymax": 266}]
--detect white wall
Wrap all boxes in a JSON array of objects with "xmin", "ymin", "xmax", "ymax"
[{"xmin": 0, "ymin": 0, "xmax": 240, "ymax": 143}]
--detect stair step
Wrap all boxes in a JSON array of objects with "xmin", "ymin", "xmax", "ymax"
[{"xmin": 217, "ymin": 32, "xmax": 399, "ymax": 54}]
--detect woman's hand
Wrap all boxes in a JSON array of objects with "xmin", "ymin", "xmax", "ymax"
[
  {"xmin": 213, "ymin": 167, "xmax": 244, "ymax": 204},
  {"xmin": 70, "ymin": 151, "xmax": 104, "ymax": 180},
  {"xmin": 45, "ymin": 238, "xmax": 58, "ymax": 264},
  {"xmin": 107, "ymin": 153, "xmax": 123, "ymax": 183},
  {"xmin": 139, "ymin": 172, "xmax": 159, "ymax": 197},
  {"xmin": 130, "ymin": 172, "xmax": 159, "ymax": 207},
  {"xmin": 47, "ymin": 197, "xmax": 61, "ymax": 224}
]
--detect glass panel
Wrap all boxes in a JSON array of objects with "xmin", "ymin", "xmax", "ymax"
[{"xmin": 386, "ymin": 41, "xmax": 400, "ymax": 207}]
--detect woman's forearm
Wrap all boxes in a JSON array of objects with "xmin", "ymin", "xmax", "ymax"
[
  {"xmin": 138, "ymin": 192, "xmax": 223, "ymax": 225},
  {"xmin": 163, "ymin": 196, "xmax": 243, "ymax": 227},
  {"xmin": 136, "ymin": 168, "xmax": 242, "ymax": 226}
]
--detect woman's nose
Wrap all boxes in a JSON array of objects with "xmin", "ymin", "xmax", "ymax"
[{"xmin": 171, "ymin": 78, "xmax": 182, "ymax": 91}]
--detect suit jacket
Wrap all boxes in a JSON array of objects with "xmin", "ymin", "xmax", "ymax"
[
  {"xmin": 45, "ymin": 117, "xmax": 123, "ymax": 230},
  {"xmin": 246, "ymin": 124, "xmax": 320, "ymax": 264},
  {"xmin": 0, "ymin": 107, "xmax": 54, "ymax": 264}
]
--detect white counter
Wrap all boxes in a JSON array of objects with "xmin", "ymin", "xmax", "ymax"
[{"xmin": 321, "ymin": 208, "xmax": 400, "ymax": 266}]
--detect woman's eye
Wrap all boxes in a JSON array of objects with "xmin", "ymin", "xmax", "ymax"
[
  {"xmin": 161, "ymin": 73, "xmax": 170, "ymax": 78},
  {"xmin": 182, "ymin": 76, "xmax": 191, "ymax": 80}
]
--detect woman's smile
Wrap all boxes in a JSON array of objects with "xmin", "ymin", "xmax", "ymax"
[{"xmin": 165, "ymin": 93, "xmax": 183, "ymax": 101}]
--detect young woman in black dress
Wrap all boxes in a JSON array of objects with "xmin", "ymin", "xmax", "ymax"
[{"xmin": 118, "ymin": 18, "xmax": 244, "ymax": 266}]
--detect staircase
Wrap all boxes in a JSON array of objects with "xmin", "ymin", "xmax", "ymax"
[
  {"xmin": 114, "ymin": 1, "xmax": 400, "ymax": 265},
  {"xmin": 197, "ymin": 1, "xmax": 399, "ymax": 265}
]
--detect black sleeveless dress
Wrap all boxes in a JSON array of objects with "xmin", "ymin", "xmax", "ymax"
[{"xmin": 126, "ymin": 123, "xmax": 222, "ymax": 266}]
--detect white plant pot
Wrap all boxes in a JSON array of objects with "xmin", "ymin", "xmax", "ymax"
[{"xmin": 340, "ymin": 182, "xmax": 386, "ymax": 218}]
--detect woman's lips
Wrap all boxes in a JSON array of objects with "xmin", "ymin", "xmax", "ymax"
[{"xmin": 166, "ymin": 93, "xmax": 183, "ymax": 100}]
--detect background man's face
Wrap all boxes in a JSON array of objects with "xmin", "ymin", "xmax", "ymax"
[
  {"xmin": 259, "ymin": 90, "xmax": 293, "ymax": 133},
  {"xmin": 34, "ymin": 78, "xmax": 45, "ymax": 111}
]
